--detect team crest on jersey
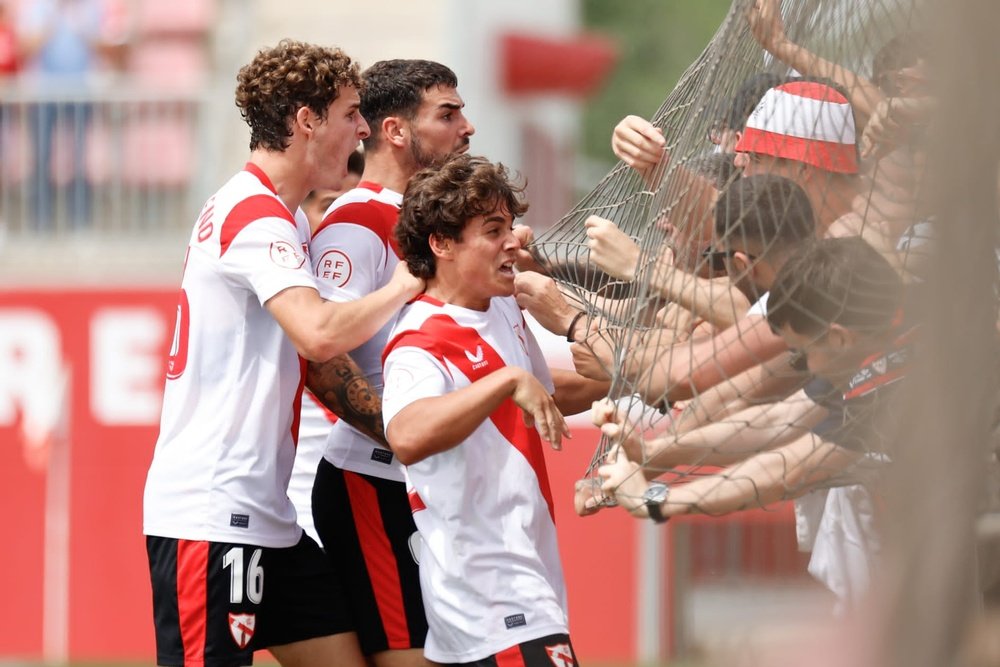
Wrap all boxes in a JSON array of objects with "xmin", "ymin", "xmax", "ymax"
[
  {"xmin": 228, "ymin": 612, "xmax": 256, "ymax": 649},
  {"xmin": 513, "ymin": 323, "xmax": 528, "ymax": 353},
  {"xmin": 269, "ymin": 241, "xmax": 306, "ymax": 269},
  {"xmin": 546, "ymin": 642, "xmax": 574, "ymax": 667},
  {"xmin": 872, "ymin": 357, "xmax": 888, "ymax": 374}
]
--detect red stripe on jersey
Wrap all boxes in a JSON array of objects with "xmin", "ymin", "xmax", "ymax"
[
  {"xmin": 220, "ymin": 195, "xmax": 296, "ymax": 257},
  {"xmin": 408, "ymin": 489, "xmax": 426, "ymax": 513},
  {"xmin": 495, "ymin": 643, "xmax": 527, "ymax": 667},
  {"xmin": 343, "ymin": 471, "xmax": 412, "ymax": 649},
  {"xmin": 358, "ymin": 180, "xmax": 384, "ymax": 193},
  {"xmin": 384, "ymin": 314, "xmax": 556, "ymax": 522},
  {"xmin": 290, "ymin": 356, "xmax": 308, "ymax": 446},
  {"xmin": 176, "ymin": 540, "xmax": 209, "ymax": 665},
  {"xmin": 314, "ymin": 199, "xmax": 402, "ymax": 258},
  {"xmin": 244, "ymin": 162, "xmax": 277, "ymax": 193}
]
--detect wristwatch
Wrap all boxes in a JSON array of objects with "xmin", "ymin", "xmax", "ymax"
[{"xmin": 642, "ymin": 483, "xmax": 670, "ymax": 523}]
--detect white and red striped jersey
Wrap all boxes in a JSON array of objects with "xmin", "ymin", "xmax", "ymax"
[
  {"xmin": 289, "ymin": 390, "xmax": 338, "ymax": 544},
  {"xmin": 311, "ymin": 182, "xmax": 404, "ymax": 481},
  {"xmin": 381, "ymin": 294, "xmax": 568, "ymax": 663},
  {"xmin": 144, "ymin": 163, "xmax": 317, "ymax": 548}
]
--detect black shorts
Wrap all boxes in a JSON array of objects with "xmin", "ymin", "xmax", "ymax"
[
  {"xmin": 312, "ymin": 459, "xmax": 427, "ymax": 655},
  {"xmin": 443, "ymin": 634, "xmax": 578, "ymax": 667},
  {"xmin": 146, "ymin": 532, "xmax": 354, "ymax": 667}
]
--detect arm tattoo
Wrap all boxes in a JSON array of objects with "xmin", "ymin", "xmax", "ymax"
[{"xmin": 306, "ymin": 354, "xmax": 387, "ymax": 447}]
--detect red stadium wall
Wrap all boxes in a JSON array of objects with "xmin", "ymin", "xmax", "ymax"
[{"xmin": 0, "ymin": 289, "xmax": 640, "ymax": 663}]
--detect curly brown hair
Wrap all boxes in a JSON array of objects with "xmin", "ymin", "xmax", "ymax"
[
  {"xmin": 235, "ymin": 40, "xmax": 363, "ymax": 152},
  {"xmin": 396, "ymin": 155, "xmax": 529, "ymax": 279}
]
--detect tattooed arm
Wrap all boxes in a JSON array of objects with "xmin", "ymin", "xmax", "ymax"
[{"xmin": 306, "ymin": 354, "xmax": 387, "ymax": 447}]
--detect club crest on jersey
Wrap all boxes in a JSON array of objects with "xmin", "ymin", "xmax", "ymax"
[
  {"xmin": 513, "ymin": 323, "xmax": 528, "ymax": 353},
  {"xmin": 228, "ymin": 612, "xmax": 256, "ymax": 649},
  {"xmin": 465, "ymin": 345, "xmax": 488, "ymax": 369},
  {"xmin": 872, "ymin": 357, "xmax": 888, "ymax": 374},
  {"xmin": 546, "ymin": 642, "xmax": 574, "ymax": 667},
  {"xmin": 269, "ymin": 241, "xmax": 306, "ymax": 269}
]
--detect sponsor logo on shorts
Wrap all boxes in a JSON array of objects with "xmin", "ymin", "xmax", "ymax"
[
  {"xmin": 370, "ymin": 448, "xmax": 394, "ymax": 465},
  {"xmin": 230, "ymin": 513, "xmax": 250, "ymax": 528},
  {"xmin": 504, "ymin": 613, "xmax": 527, "ymax": 629},
  {"xmin": 545, "ymin": 642, "xmax": 574, "ymax": 667},
  {"xmin": 269, "ymin": 241, "xmax": 306, "ymax": 269},
  {"xmin": 228, "ymin": 612, "xmax": 256, "ymax": 649}
]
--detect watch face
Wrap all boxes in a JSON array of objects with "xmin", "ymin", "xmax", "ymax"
[{"xmin": 645, "ymin": 484, "xmax": 668, "ymax": 504}]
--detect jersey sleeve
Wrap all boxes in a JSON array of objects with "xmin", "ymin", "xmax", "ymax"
[
  {"xmin": 220, "ymin": 216, "xmax": 317, "ymax": 306},
  {"xmin": 311, "ymin": 205, "xmax": 389, "ymax": 302},
  {"xmin": 382, "ymin": 347, "xmax": 452, "ymax": 431}
]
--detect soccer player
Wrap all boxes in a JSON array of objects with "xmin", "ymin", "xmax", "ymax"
[
  {"xmin": 382, "ymin": 154, "xmax": 605, "ymax": 666},
  {"xmin": 306, "ymin": 59, "xmax": 474, "ymax": 667},
  {"xmin": 143, "ymin": 41, "xmax": 422, "ymax": 667},
  {"xmin": 289, "ymin": 149, "xmax": 365, "ymax": 546}
]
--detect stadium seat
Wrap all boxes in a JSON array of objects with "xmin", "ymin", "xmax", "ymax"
[
  {"xmin": 135, "ymin": 0, "xmax": 216, "ymax": 37},
  {"xmin": 129, "ymin": 39, "xmax": 208, "ymax": 92}
]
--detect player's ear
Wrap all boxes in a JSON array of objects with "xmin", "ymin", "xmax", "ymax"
[
  {"xmin": 383, "ymin": 116, "xmax": 407, "ymax": 148},
  {"xmin": 428, "ymin": 233, "xmax": 453, "ymax": 260},
  {"xmin": 295, "ymin": 106, "xmax": 315, "ymax": 134},
  {"xmin": 825, "ymin": 323, "xmax": 855, "ymax": 350},
  {"xmin": 731, "ymin": 250, "xmax": 752, "ymax": 275}
]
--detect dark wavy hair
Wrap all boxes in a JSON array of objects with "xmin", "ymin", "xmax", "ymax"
[
  {"xmin": 396, "ymin": 155, "xmax": 528, "ymax": 279},
  {"xmin": 235, "ymin": 40, "xmax": 362, "ymax": 151}
]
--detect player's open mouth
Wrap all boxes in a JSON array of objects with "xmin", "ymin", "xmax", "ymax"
[{"xmin": 498, "ymin": 260, "xmax": 515, "ymax": 276}]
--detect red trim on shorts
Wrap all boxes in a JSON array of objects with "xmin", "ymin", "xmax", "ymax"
[
  {"xmin": 176, "ymin": 540, "xmax": 209, "ymax": 665},
  {"xmin": 495, "ymin": 644, "xmax": 527, "ymax": 667},
  {"xmin": 343, "ymin": 472, "xmax": 412, "ymax": 649}
]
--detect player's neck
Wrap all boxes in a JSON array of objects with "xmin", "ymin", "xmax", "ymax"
[
  {"xmin": 361, "ymin": 151, "xmax": 412, "ymax": 194},
  {"xmin": 247, "ymin": 150, "xmax": 308, "ymax": 213},
  {"xmin": 425, "ymin": 277, "xmax": 490, "ymax": 312}
]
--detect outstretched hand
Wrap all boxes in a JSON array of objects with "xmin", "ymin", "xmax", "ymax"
[
  {"xmin": 612, "ymin": 115, "xmax": 666, "ymax": 181},
  {"xmin": 595, "ymin": 445, "xmax": 650, "ymax": 516},
  {"xmin": 746, "ymin": 0, "xmax": 788, "ymax": 54},
  {"xmin": 390, "ymin": 260, "xmax": 426, "ymax": 299},
  {"xmin": 584, "ymin": 215, "xmax": 641, "ymax": 281}
]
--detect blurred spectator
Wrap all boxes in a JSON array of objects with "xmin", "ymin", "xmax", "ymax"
[
  {"xmin": 18, "ymin": 0, "xmax": 123, "ymax": 229},
  {"xmin": 0, "ymin": 1, "xmax": 19, "ymax": 78}
]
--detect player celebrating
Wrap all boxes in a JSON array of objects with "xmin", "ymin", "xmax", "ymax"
[
  {"xmin": 143, "ymin": 41, "xmax": 422, "ymax": 667},
  {"xmin": 382, "ymin": 154, "xmax": 605, "ymax": 666},
  {"xmin": 307, "ymin": 59, "xmax": 474, "ymax": 667}
]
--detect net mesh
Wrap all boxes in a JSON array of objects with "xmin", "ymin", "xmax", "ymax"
[{"xmin": 524, "ymin": 0, "xmax": 1000, "ymax": 661}]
